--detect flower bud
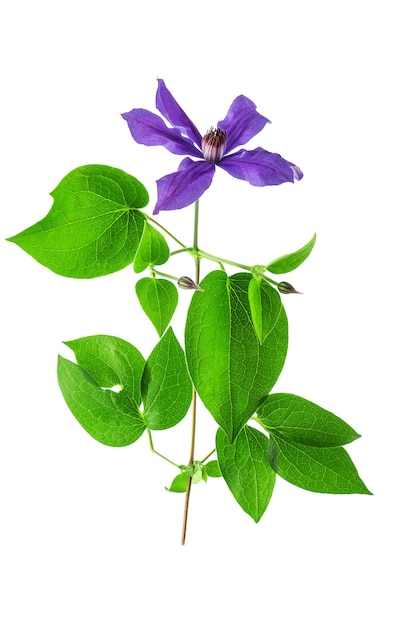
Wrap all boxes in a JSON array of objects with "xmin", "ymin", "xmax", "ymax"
[
  {"xmin": 277, "ymin": 281, "xmax": 302, "ymax": 294},
  {"xmin": 178, "ymin": 276, "xmax": 203, "ymax": 291}
]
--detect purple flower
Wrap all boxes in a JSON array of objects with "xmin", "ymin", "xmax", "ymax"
[{"xmin": 122, "ymin": 79, "xmax": 303, "ymax": 214}]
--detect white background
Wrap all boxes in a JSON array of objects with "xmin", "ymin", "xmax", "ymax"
[{"xmin": 1, "ymin": 1, "xmax": 416, "ymax": 624}]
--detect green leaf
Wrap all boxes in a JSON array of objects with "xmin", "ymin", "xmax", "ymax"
[
  {"xmin": 192, "ymin": 464, "xmax": 203, "ymax": 484},
  {"xmin": 216, "ymin": 426, "xmax": 276, "ymax": 522},
  {"xmin": 57, "ymin": 334, "xmax": 147, "ymax": 446},
  {"xmin": 135, "ymin": 277, "xmax": 178, "ymax": 337},
  {"xmin": 204, "ymin": 460, "xmax": 222, "ymax": 478},
  {"xmin": 248, "ymin": 277, "xmax": 282, "ymax": 344},
  {"xmin": 257, "ymin": 393, "xmax": 361, "ymax": 447},
  {"xmin": 165, "ymin": 472, "xmax": 189, "ymax": 493},
  {"xmin": 133, "ymin": 222, "xmax": 170, "ymax": 272},
  {"xmin": 179, "ymin": 464, "xmax": 194, "ymax": 477},
  {"xmin": 185, "ymin": 271, "xmax": 288, "ymax": 442},
  {"xmin": 141, "ymin": 327, "xmax": 192, "ymax": 430},
  {"xmin": 7, "ymin": 165, "xmax": 148, "ymax": 278},
  {"xmin": 63, "ymin": 334, "xmax": 145, "ymax": 402},
  {"xmin": 268, "ymin": 435, "xmax": 372, "ymax": 494},
  {"xmin": 267, "ymin": 233, "xmax": 316, "ymax": 274},
  {"xmin": 268, "ymin": 437, "xmax": 279, "ymax": 475}
]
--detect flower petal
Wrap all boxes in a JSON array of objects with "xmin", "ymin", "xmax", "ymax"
[
  {"xmin": 156, "ymin": 79, "xmax": 202, "ymax": 149},
  {"xmin": 218, "ymin": 148, "xmax": 303, "ymax": 186},
  {"xmin": 121, "ymin": 109, "xmax": 201, "ymax": 157},
  {"xmin": 217, "ymin": 96, "xmax": 270, "ymax": 153},
  {"xmin": 154, "ymin": 159, "xmax": 215, "ymax": 214}
]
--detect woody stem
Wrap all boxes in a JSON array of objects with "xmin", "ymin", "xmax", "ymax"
[{"xmin": 180, "ymin": 199, "xmax": 200, "ymax": 545}]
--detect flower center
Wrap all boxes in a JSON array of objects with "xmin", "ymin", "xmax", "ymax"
[{"xmin": 201, "ymin": 127, "xmax": 227, "ymax": 163}]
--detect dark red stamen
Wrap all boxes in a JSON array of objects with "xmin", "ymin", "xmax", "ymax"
[{"xmin": 201, "ymin": 127, "xmax": 227, "ymax": 163}]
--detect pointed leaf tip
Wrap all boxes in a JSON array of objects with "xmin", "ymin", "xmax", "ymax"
[
  {"xmin": 217, "ymin": 426, "xmax": 276, "ymax": 521},
  {"xmin": 267, "ymin": 233, "xmax": 316, "ymax": 275},
  {"xmin": 269, "ymin": 435, "xmax": 372, "ymax": 495}
]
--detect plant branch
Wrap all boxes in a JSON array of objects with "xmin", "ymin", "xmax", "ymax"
[
  {"xmin": 170, "ymin": 247, "xmax": 194, "ymax": 257},
  {"xmin": 146, "ymin": 214, "xmax": 188, "ymax": 249},
  {"xmin": 150, "ymin": 268, "xmax": 179, "ymax": 281},
  {"xmin": 200, "ymin": 448, "xmax": 216, "ymax": 463},
  {"xmin": 197, "ymin": 249, "xmax": 252, "ymax": 272},
  {"xmin": 147, "ymin": 430, "xmax": 179, "ymax": 467},
  {"xmin": 181, "ymin": 199, "xmax": 200, "ymax": 545}
]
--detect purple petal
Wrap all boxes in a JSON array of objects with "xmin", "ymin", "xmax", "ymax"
[
  {"xmin": 156, "ymin": 79, "xmax": 202, "ymax": 149},
  {"xmin": 290, "ymin": 164, "xmax": 304, "ymax": 181},
  {"xmin": 218, "ymin": 148, "xmax": 303, "ymax": 186},
  {"xmin": 121, "ymin": 109, "xmax": 201, "ymax": 157},
  {"xmin": 154, "ymin": 159, "xmax": 215, "ymax": 214},
  {"xmin": 217, "ymin": 95, "xmax": 270, "ymax": 153}
]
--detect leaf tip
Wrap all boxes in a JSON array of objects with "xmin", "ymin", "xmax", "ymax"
[
  {"xmin": 62, "ymin": 340, "xmax": 75, "ymax": 352},
  {"xmin": 362, "ymin": 484, "xmax": 373, "ymax": 495}
]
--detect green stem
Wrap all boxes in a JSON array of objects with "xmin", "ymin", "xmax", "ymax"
[
  {"xmin": 148, "ymin": 212, "xmax": 253, "ymax": 274},
  {"xmin": 169, "ymin": 236, "xmax": 254, "ymax": 276},
  {"xmin": 197, "ymin": 249, "xmax": 252, "ymax": 272},
  {"xmin": 181, "ymin": 199, "xmax": 201, "ymax": 546},
  {"xmin": 146, "ymin": 214, "xmax": 188, "ymax": 249},
  {"xmin": 170, "ymin": 247, "xmax": 194, "ymax": 257},
  {"xmin": 151, "ymin": 268, "xmax": 179, "ymax": 281},
  {"xmin": 147, "ymin": 430, "xmax": 180, "ymax": 468},
  {"xmin": 193, "ymin": 199, "xmax": 200, "ymax": 281},
  {"xmin": 174, "ymin": 245, "xmax": 252, "ymax": 273},
  {"xmin": 262, "ymin": 274, "xmax": 284, "ymax": 289},
  {"xmin": 200, "ymin": 448, "xmax": 216, "ymax": 464}
]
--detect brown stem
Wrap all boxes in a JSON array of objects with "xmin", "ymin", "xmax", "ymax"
[
  {"xmin": 180, "ymin": 387, "xmax": 197, "ymax": 545},
  {"xmin": 180, "ymin": 200, "xmax": 200, "ymax": 545}
]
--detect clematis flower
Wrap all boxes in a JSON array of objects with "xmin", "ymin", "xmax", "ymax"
[{"xmin": 122, "ymin": 79, "xmax": 303, "ymax": 214}]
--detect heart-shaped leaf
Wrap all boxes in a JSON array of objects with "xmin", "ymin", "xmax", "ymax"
[
  {"xmin": 135, "ymin": 277, "xmax": 178, "ymax": 337},
  {"xmin": 8, "ymin": 165, "xmax": 148, "ymax": 278},
  {"xmin": 185, "ymin": 271, "xmax": 288, "ymax": 441},
  {"xmin": 57, "ymin": 335, "xmax": 146, "ymax": 446}
]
